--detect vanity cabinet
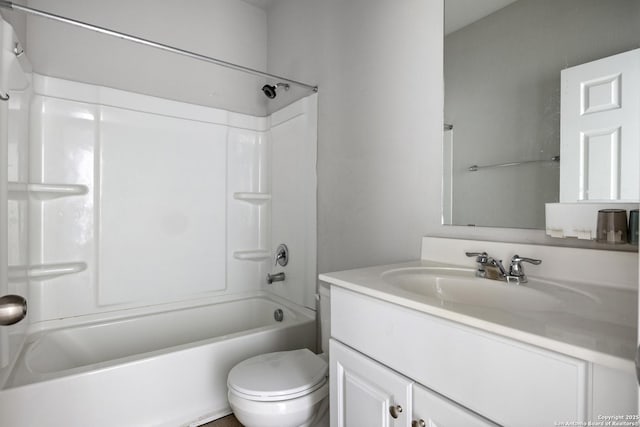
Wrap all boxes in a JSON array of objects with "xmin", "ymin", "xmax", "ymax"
[
  {"xmin": 330, "ymin": 286, "xmax": 636, "ymax": 427},
  {"xmin": 330, "ymin": 339, "xmax": 496, "ymax": 427}
]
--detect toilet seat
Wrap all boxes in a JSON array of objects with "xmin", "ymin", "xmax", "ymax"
[{"xmin": 227, "ymin": 349, "xmax": 328, "ymax": 402}]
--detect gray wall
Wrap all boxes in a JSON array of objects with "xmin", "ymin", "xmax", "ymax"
[
  {"xmin": 445, "ymin": 0, "xmax": 640, "ymax": 229},
  {"xmin": 267, "ymin": 0, "xmax": 443, "ymax": 273}
]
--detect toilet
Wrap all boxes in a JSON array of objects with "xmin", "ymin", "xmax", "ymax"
[{"xmin": 227, "ymin": 286, "xmax": 331, "ymax": 427}]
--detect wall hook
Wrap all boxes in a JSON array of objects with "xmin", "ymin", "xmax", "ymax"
[{"xmin": 0, "ymin": 92, "xmax": 9, "ymax": 101}]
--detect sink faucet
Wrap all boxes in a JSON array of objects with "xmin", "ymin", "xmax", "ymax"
[{"xmin": 465, "ymin": 252, "xmax": 541, "ymax": 285}]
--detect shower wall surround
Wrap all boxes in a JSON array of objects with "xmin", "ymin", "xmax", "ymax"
[{"xmin": 17, "ymin": 74, "xmax": 317, "ymax": 323}]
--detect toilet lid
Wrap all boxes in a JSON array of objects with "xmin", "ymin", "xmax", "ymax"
[{"xmin": 228, "ymin": 349, "xmax": 328, "ymax": 401}]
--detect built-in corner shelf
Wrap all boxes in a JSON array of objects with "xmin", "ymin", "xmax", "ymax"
[
  {"xmin": 233, "ymin": 192, "xmax": 271, "ymax": 204},
  {"xmin": 233, "ymin": 250, "xmax": 270, "ymax": 261},
  {"xmin": 8, "ymin": 182, "xmax": 89, "ymax": 200},
  {"xmin": 8, "ymin": 261, "xmax": 87, "ymax": 282}
]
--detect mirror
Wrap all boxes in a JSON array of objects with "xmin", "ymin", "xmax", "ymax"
[{"xmin": 443, "ymin": 0, "xmax": 640, "ymax": 229}]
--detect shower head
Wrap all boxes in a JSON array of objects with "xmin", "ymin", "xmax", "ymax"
[{"xmin": 262, "ymin": 83, "xmax": 290, "ymax": 99}]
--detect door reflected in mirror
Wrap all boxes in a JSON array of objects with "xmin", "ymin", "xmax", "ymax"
[{"xmin": 443, "ymin": 0, "xmax": 640, "ymax": 229}]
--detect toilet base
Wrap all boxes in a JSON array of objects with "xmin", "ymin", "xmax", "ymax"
[
  {"xmin": 228, "ymin": 382, "xmax": 329, "ymax": 427},
  {"xmin": 308, "ymin": 397, "xmax": 329, "ymax": 427}
]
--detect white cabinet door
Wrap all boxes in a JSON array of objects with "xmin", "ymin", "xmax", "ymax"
[
  {"xmin": 412, "ymin": 384, "xmax": 497, "ymax": 427},
  {"xmin": 560, "ymin": 48, "xmax": 640, "ymax": 202},
  {"xmin": 330, "ymin": 339, "xmax": 412, "ymax": 427}
]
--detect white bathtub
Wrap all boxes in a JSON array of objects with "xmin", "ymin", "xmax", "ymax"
[{"xmin": 0, "ymin": 292, "xmax": 316, "ymax": 426}]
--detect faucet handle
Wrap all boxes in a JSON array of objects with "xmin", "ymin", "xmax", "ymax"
[
  {"xmin": 511, "ymin": 255, "xmax": 542, "ymax": 266},
  {"xmin": 466, "ymin": 252, "xmax": 489, "ymax": 278},
  {"xmin": 274, "ymin": 244, "xmax": 289, "ymax": 266},
  {"xmin": 508, "ymin": 255, "xmax": 541, "ymax": 283},
  {"xmin": 465, "ymin": 251, "xmax": 488, "ymax": 264}
]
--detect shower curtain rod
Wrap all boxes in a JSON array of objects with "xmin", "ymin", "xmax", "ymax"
[{"xmin": 0, "ymin": 1, "xmax": 318, "ymax": 92}]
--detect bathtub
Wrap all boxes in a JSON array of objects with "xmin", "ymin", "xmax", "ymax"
[{"xmin": 0, "ymin": 292, "xmax": 316, "ymax": 426}]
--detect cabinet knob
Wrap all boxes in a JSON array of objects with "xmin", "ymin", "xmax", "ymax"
[
  {"xmin": 389, "ymin": 404, "xmax": 403, "ymax": 419},
  {"xmin": 412, "ymin": 420, "xmax": 426, "ymax": 427}
]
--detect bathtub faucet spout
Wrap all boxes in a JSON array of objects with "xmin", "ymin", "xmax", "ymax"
[{"xmin": 267, "ymin": 272, "xmax": 285, "ymax": 284}]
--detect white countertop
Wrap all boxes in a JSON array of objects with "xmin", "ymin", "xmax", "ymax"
[{"xmin": 320, "ymin": 259, "xmax": 638, "ymax": 372}]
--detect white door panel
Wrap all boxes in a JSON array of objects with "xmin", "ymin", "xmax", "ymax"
[{"xmin": 561, "ymin": 48, "xmax": 640, "ymax": 202}]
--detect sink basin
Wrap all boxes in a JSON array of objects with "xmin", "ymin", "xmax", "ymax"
[{"xmin": 381, "ymin": 267, "xmax": 566, "ymax": 312}]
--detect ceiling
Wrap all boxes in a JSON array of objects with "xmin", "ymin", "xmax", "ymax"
[
  {"xmin": 241, "ymin": 0, "xmax": 519, "ymax": 35},
  {"xmin": 445, "ymin": 0, "xmax": 519, "ymax": 35}
]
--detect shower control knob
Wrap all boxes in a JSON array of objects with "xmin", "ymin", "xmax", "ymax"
[
  {"xmin": 274, "ymin": 244, "xmax": 289, "ymax": 267},
  {"xmin": 412, "ymin": 420, "xmax": 426, "ymax": 427}
]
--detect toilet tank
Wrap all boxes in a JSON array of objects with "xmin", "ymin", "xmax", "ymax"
[{"xmin": 318, "ymin": 284, "xmax": 331, "ymax": 354}]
